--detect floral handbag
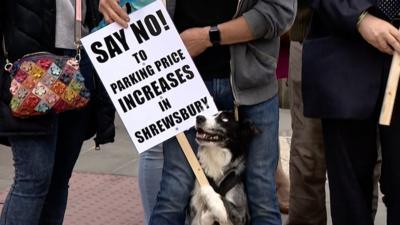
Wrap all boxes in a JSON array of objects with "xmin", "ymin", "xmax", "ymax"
[
  {"xmin": 1, "ymin": 0, "xmax": 89, "ymax": 118},
  {"xmin": 3, "ymin": 52, "xmax": 90, "ymax": 118}
]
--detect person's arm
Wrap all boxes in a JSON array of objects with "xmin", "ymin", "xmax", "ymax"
[{"xmin": 181, "ymin": 0, "xmax": 296, "ymax": 57}]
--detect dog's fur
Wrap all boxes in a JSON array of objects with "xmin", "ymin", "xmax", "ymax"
[{"xmin": 189, "ymin": 111, "xmax": 258, "ymax": 225}]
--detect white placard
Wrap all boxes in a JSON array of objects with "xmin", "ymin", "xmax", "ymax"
[{"xmin": 81, "ymin": 0, "xmax": 218, "ymax": 153}]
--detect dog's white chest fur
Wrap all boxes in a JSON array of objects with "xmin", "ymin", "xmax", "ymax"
[{"xmin": 197, "ymin": 146, "xmax": 232, "ymax": 180}]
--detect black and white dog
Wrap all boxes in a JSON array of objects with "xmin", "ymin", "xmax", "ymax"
[{"xmin": 189, "ymin": 111, "xmax": 258, "ymax": 225}]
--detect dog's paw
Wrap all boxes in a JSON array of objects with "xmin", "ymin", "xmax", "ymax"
[{"xmin": 200, "ymin": 186, "xmax": 228, "ymax": 224}]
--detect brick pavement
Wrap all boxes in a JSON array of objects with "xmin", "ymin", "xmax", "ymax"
[{"xmin": 0, "ymin": 173, "xmax": 145, "ymax": 225}]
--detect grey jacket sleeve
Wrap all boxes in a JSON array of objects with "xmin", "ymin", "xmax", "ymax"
[{"xmin": 242, "ymin": 0, "xmax": 297, "ymax": 39}]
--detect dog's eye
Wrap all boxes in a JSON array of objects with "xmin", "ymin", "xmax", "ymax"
[{"xmin": 221, "ymin": 117, "xmax": 229, "ymax": 122}]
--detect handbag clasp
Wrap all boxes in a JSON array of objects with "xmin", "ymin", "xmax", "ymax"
[{"xmin": 4, "ymin": 59, "xmax": 13, "ymax": 72}]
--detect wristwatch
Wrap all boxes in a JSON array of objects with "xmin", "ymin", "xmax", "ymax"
[{"xmin": 209, "ymin": 25, "xmax": 221, "ymax": 46}]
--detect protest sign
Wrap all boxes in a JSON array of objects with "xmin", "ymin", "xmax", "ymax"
[{"xmin": 81, "ymin": 0, "xmax": 218, "ymax": 153}]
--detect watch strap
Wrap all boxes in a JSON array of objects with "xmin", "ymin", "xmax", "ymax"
[{"xmin": 209, "ymin": 25, "xmax": 221, "ymax": 46}]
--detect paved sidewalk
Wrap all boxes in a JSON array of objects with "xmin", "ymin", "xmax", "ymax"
[{"xmin": 0, "ymin": 173, "xmax": 144, "ymax": 225}]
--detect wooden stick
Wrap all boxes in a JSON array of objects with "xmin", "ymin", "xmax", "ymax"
[
  {"xmin": 379, "ymin": 51, "xmax": 400, "ymax": 125},
  {"xmin": 176, "ymin": 132, "xmax": 209, "ymax": 187}
]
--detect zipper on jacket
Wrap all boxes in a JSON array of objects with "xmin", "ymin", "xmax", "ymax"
[
  {"xmin": 230, "ymin": 56, "xmax": 240, "ymax": 107},
  {"xmin": 230, "ymin": 0, "xmax": 246, "ymax": 108},
  {"xmin": 233, "ymin": 0, "xmax": 245, "ymax": 19}
]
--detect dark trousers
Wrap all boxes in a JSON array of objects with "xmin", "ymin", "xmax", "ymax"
[
  {"xmin": 287, "ymin": 42, "xmax": 327, "ymax": 225},
  {"xmin": 322, "ymin": 116, "xmax": 400, "ymax": 225}
]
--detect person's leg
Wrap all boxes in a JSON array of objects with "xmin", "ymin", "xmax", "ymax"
[
  {"xmin": 37, "ymin": 108, "xmax": 91, "ymax": 225},
  {"xmin": 379, "ymin": 116, "xmax": 400, "ymax": 225},
  {"xmin": 275, "ymin": 156, "xmax": 289, "ymax": 214},
  {"xmin": 322, "ymin": 119, "xmax": 377, "ymax": 225},
  {"xmin": 371, "ymin": 143, "xmax": 381, "ymax": 220},
  {"xmin": 0, "ymin": 132, "xmax": 58, "ymax": 225},
  {"xmin": 138, "ymin": 144, "xmax": 163, "ymax": 224},
  {"xmin": 287, "ymin": 41, "xmax": 327, "ymax": 225},
  {"xmin": 240, "ymin": 95, "xmax": 281, "ymax": 225},
  {"xmin": 148, "ymin": 128, "xmax": 197, "ymax": 225}
]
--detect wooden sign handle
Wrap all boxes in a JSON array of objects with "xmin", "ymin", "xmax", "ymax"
[
  {"xmin": 379, "ymin": 51, "xmax": 400, "ymax": 126},
  {"xmin": 176, "ymin": 132, "xmax": 209, "ymax": 187}
]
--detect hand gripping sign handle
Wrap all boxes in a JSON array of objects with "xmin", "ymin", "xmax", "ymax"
[{"xmin": 379, "ymin": 51, "xmax": 400, "ymax": 126}]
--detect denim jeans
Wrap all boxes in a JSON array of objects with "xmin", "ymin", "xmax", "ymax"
[
  {"xmin": 0, "ymin": 49, "xmax": 93, "ymax": 225},
  {"xmin": 149, "ymin": 78, "xmax": 281, "ymax": 225},
  {"xmin": 139, "ymin": 144, "xmax": 164, "ymax": 224}
]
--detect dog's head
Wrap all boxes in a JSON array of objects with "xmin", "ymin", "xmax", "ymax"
[{"xmin": 195, "ymin": 111, "xmax": 259, "ymax": 158}]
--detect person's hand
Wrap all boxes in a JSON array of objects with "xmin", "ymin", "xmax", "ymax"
[
  {"xmin": 358, "ymin": 13, "xmax": 400, "ymax": 55},
  {"xmin": 180, "ymin": 27, "xmax": 212, "ymax": 58},
  {"xmin": 99, "ymin": 0, "xmax": 130, "ymax": 28}
]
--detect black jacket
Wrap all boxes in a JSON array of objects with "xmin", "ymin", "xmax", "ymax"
[
  {"xmin": 0, "ymin": 0, "xmax": 115, "ymax": 147},
  {"xmin": 302, "ymin": 0, "xmax": 392, "ymax": 119}
]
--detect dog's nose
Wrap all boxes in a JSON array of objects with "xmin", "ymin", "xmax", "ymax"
[{"xmin": 196, "ymin": 115, "xmax": 206, "ymax": 124}]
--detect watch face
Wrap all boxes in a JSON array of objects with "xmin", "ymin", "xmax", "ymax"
[{"xmin": 209, "ymin": 26, "xmax": 221, "ymax": 45}]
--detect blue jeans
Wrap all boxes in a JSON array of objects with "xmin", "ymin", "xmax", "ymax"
[
  {"xmin": 139, "ymin": 144, "xmax": 164, "ymax": 224},
  {"xmin": 0, "ymin": 50, "xmax": 93, "ymax": 225},
  {"xmin": 149, "ymin": 78, "xmax": 281, "ymax": 225}
]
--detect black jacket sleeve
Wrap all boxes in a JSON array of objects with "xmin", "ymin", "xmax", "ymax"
[
  {"xmin": 93, "ymin": 73, "xmax": 115, "ymax": 148},
  {"xmin": 0, "ymin": 10, "xmax": 10, "ymax": 146},
  {"xmin": 308, "ymin": 0, "xmax": 374, "ymax": 35},
  {"xmin": 1, "ymin": 4, "xmax": 4, "ymax": 65},
  {"xmin": 1, "ymin": 6, "xmax": 7, "ymax": 101}
]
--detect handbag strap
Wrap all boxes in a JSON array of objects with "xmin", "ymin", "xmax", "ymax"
[
  {"xmin": 2, "ymin": 37, "xmax": 12, "ymax": 72},
  {"xmin": 74, "ymin": 0, "xmax": 83, "ymax": 61}
]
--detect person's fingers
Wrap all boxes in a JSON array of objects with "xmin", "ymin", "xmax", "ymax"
[
  {"xmin": 380, "ymin": 44, "xmax": 394, "ymax": 55},
  {"xmin": 98, "ymin": 0, "xmax": 109, "ymax": 14},
  {"xmin": 388, "ymin": 26, "xmax": 400, "ymax": 53},
  {"xmin": 99, "ymin": 0, "xmax": 129, "ymax": 27},
  {"xmin": 389, "ymin": 25, "xmax": 400, "ymax": 41},
  {"xmin": 376, "ymin": 35, "xmax": 393, "ymax": 54},
  {"xmin": 102, "ymin": 13, "xmax": 113, "ymax": 25},
  {"xmin": 110, "ymin": 0, "xmax": 130, "ymax": 22},
  {"xmin": 107, "ymin": 7, "xmax": 129, "ymax": 27},
  {"xmin": 383, "ymin": 45, "xmax": 394, "ymax": 55},
  {"xmin": 385, "ymin": 33, "xmax": 400, "ymax": 54}
]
